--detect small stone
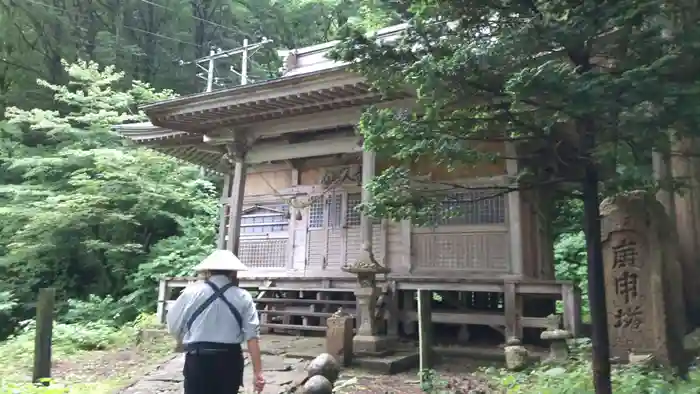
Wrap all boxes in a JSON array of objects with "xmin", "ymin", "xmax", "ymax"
[
  {"xmin": 629, "ymin": 352, "xmax": 655, "ymax": 367},
  {"xmin": 301, "ymin": 375, "xmax": 333, "ymax": 394},
  {"xmin": 504, "ymin": 342, "xmax": 529, "ymax": 371},
  {"xmin": 306, "ymin": 353, "xmax": 341, "ymax": 383}
]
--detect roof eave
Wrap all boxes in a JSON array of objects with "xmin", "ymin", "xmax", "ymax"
[{"xmin": 140, "ymin": 65, "xmax": 351, "ymax": 115}]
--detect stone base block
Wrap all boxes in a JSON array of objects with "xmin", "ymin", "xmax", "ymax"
[
  {"xmin": 353, "ymin": 335, "xmax": 394, "ymax": 356},
  {"xmin": 353, "ymin": 351, "xmax": 419, "ymax": 374}
]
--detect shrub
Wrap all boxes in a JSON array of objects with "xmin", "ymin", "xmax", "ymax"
[
  {"xmin": 553, "ymin": 231, "xmax": 590, "ymax": 320},
  {"xmin": 62, "ymin": 295, "xmax": 130, "ymax": 327}
]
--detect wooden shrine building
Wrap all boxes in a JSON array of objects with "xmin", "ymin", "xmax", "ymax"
[{"xmin": 115, "ymin": 24, "xmax": 582, "ymax": 352}]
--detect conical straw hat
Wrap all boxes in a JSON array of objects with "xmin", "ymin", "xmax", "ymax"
[{"xmin": 193, "ymin": 250, "xmax": 249, "ymax": 272}]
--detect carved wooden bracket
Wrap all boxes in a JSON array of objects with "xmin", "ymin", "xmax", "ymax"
[{"xmin": 217, "ymin": 138, "xmax": 252, "ymax": 169}]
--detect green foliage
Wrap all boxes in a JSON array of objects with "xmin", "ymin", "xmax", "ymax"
[
  {"xmin": 0, "ymin": 291, "xmax": 17, "ymax": 315},
  {"xmin": 328, "ymin": 0, "xmax": 700, "ymax": 225},
  {"xmin": 490, "ymin": 340, "xmax": 698, "ymax": 393},
  {"xmin": 553, "ymin": 232, "xmax": 589, "ymax": 319},
  {"xmin": 62, "ymin": 295, "xmax": 124, "ymax": 326},
  {"xmin": 418, "ymin": 369, "xmax": 447, "ymax": 392},
  {"xmin": 0, "ymin": 314, "xmax": 167, "ymax": 393},
  {"xmin": 552, "ymin": 198, "xmax": 583, "ymax": 238},
  {"xmin": 0, "ymin": 291, "xmax": 18, "ymax": 338},
  {"xmin": 0, "ymin": 60, "xmax": 218, "ymax": 335}
]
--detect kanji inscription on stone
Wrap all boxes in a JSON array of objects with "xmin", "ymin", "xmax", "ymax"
[
  {"xmin": 612, "ymin": 238, "xmax": 638, "ymax": 269},
  {"xmin": 613, "ymin": 306, "xmax": 643, "ymax": 330},
  {"xmin": 614, "ymin": 271, "xmax": 639, "ymax": 304}
]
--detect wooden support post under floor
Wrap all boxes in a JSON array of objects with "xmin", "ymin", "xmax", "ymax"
[
  {"xmin": 417, "ymin": 289, "xmax": 433, "ymax": 373},
  {"xmin": 503, "ymin": 281, "xmax": 523, "ymax": 340}
]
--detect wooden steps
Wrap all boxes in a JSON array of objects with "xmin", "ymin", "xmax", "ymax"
[{"xmin": 255, "ymin": 282, "xmax": 358, "ymax": 334}]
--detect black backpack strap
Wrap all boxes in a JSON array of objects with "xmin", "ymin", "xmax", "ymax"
[{"xmin": 185, "ymin": 280, "xmax": 244, "ymax": 333}]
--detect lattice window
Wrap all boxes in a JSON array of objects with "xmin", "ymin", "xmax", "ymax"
[
  {"xmin": 425, "ymin": 190, "xmax": 506, "ymax": 225},
  {"xmin": 309, "ymin": 193, "xmax": 342, "ymax": 229},
  {"xmin": 308, "ymin": 198, "xmax": 325, "ymax": 229},
  {"xmin": 346, "ymin": 193, "xmax": 380, "ymax": 227},
  {"xmin": 346, "ymin": 193, "xmax": 362, "ymax": 227},
  {"xmin": 239, "ymin": 238, "xmax": 287, "ymax": 268},
  {"xmin": 240, "ymin": 204, "xmax": 289, "ymax": 234}
]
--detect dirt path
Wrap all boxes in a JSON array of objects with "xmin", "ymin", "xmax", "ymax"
[
  {"xmin": 117, "ymin": 335, "xmax": 494, "ymax": 394},
  {"xmin": 118, "ymin": 336, "xmax": 323, "ymax": 394}
]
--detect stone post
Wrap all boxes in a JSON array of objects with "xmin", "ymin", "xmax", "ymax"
[
  {"xmin": 503, "ymin": 337, "xmax": 528, "ymax": 371},
  {"xmin": 600, "ymin": 191, "xmax": 688, "ymax": 372},
  {"xmin": 326, "ymin": 308, "xmax": 354, "ymax": 366}
]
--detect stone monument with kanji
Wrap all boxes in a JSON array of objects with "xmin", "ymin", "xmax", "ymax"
[{"xmin": 600, "ymin": 191, "xmax": 687, "ymax": 372}]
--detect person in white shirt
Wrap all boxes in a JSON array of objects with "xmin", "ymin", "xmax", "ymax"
[{"xmin": 166, "ymin": 250, "xmax": 265, "ymax": 394}]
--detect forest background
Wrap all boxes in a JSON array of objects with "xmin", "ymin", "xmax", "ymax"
[
  {"xmin": 0, "ymin": 0, "xmax": 436, "ymax": 338},
  {"xmin": 1, "ymin": 0, "xmax": 676, "ymax": 391}
]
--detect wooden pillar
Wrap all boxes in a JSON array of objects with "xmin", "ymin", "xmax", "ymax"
[
  {"xmin": 401, "ymin": 290, "xmax": 416, "ymax": 335},
  {"xmin": 417, "ymin": 290, "xmax": 433, "ymax": 372},
  {"xmin": 652, "ymin": 149, "xmax": 676, "ymax": 227},
  {"xmin": 561, "ymin": 283, "xmax": 583, "ymax": 337},
  {"xmin": 33, "ymin": 288, "xmax": 55, "ymax": 384},
  {"xmin": 217, "ymin": 174, "xmax": 233, "ymax": 249},
  {"xmin": 505, "ymin": 142, "xmax": 524, "ymax": 276},
  {"xmin": 386, "ymin": 281, "xmax": 400, "ymax": 338},
  {"xmin": 503, "ymin": 281, "xmax": 523, "ymax": 340},
  {"xmin": 286, "ymin": 166, "xmax": 300, "ymax": 270},
  {"xmin": 156, "ymin": 279, "xmax": 168, "ymax": 324},
  {"xmin": 653, "ymin": 141, "xmax": 700, "ymax": 327},
  {"xmin": 360, "ymin": 149, "xmax": 376, "ymax": 259},
  {"xmin": 669, "ymin": 139, "xmax": 700, "ymax": 326},
  {"xmin": 226, "ymin": 141, "xmax": 248, "ymax": 256}
]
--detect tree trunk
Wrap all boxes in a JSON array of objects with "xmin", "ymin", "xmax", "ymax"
[{"xmin": 580, "ymin": 118, "xmax": 612, "ymax": 394}]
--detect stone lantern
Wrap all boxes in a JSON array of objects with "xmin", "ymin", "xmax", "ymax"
[
  {"xmin": 540, "ymin": 315, "xmax": 572, "ymax": 364},
  {"xmin": 341, "ymin": 249, "xmax": 393, "ymax": 356}
]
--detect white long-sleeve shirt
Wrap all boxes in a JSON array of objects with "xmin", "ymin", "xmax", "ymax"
[{"xmin": 166, "ymin": 275, "xmax": 260, "ymax": 345}]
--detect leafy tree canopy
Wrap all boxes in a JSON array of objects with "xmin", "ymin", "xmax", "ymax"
[
  {"xmin": 330, "ymin": 0, "xmax": 700, "ymax": 223},
  {"xmin": 0, "ymin": 60, "xmax": 217, "ymax": 328}
]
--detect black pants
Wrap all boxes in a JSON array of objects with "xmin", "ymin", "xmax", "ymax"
[{"xmin": 183, "ymin": 349, "xmax": 244, "ymax": 394}]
